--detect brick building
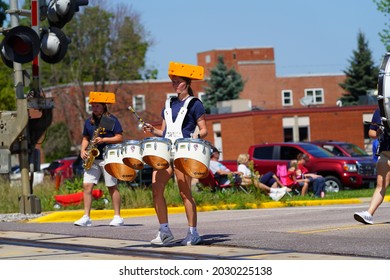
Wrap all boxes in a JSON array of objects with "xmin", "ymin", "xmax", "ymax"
[{"xmin": 44, "ymin": 47, "xmax": 377, "ymax": 160}]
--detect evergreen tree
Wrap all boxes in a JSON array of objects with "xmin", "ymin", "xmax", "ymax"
[
  {"xmin": 339, "ymin": 31, "xmax": 379, "ymax": 106},
  {"xmin": 203, "ymin": 56, "xmax": 245, "ymax": 113}
]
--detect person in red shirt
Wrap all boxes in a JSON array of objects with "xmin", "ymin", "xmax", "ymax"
[
  {"xmin": 296, "ymin": 153, "xmax": 325, "ymax": 198},
  {"xmin": 285, "ymin": 160, "xmax": 309, "ymax": 195}
]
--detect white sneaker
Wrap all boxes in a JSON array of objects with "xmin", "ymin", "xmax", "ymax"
[
  {"xmin": 74, "ymin": 215, "xmax": 92, "ymax": 227},
  {"xmin": 150, "ymin": 230, "xmax": 174, "ymax": 245},
  {"xmin": 181, "ymin": 231, "xmax": 202, "ymax": 246},
  {"xmin": 276, "ymin": 187, "xmax": 288, "ymax": 194},
  {"xmin": 109, "ymin": 215, "xmax": 124, "ymax": 226},
  {"xmin": 269, "ymin": 192, "xmax": 285, "ymax": 201},
  {"xmin": 354, "ymin": 211, "xmax": 373, "ymax": 225}
]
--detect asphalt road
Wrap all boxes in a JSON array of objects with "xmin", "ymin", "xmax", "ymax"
[{"xmin": 0, "ymin": 200, "xmax": 389, "ymax": 260}]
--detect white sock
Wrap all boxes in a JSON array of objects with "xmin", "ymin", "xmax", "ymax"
[
  {"xmin": 159, "ymin": 223, "xmax": 170, "ymax": 232},
  {"xmin": 189, "ymin": 226, "xmax": 198, "ymax": 235},
  {"xmin": 270, "ymin": 188, "xmax": 277, "ymax": 193}
]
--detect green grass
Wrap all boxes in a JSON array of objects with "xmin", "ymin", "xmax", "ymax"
[{"xmin": 0, "ymin": 176, "xmax": 381, "ymax": 214}]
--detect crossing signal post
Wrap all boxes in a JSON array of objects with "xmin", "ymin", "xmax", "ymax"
[{"xmin": 0, "ymin": 0, "xmax": 88, "ymax": 214}]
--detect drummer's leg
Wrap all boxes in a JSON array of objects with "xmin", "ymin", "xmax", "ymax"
[
  {"xmin": 175, "ymin": 169, "xmax": 197, "ymax": 227},
  {"xmin": 152, "ymin": 167, "xmax": 173, "ymax": 224}
]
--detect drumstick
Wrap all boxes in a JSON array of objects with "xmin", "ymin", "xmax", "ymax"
[{"xmin": 128, "ymin": 106, "xmax": 146, "ymax": 126}]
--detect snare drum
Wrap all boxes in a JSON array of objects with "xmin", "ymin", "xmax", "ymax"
[
  {"xmin": 173, "ymin": 138, "xmax": 211, "ymax": 179},
  {"xmin": 103, "ymin": 144, "xmax": 136, "ymax": 182},
  {"xmin": 122, "ymin": 140, "xmax": 144, "ymax": 170},
  {"xmin": 141, "ymin": 137, "xmax": 171, "ymax": 170},
  {"xmin": 378, "ymin": 52, "xmax": 390, "ymax": 132}
]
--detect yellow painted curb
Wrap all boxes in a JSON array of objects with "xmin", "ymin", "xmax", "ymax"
[{"xmin": 29, "ymin": 198, "xmax": 363, "ymax": 223}]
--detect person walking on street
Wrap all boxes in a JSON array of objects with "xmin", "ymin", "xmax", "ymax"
[
  {"xmin": 143, "ymin": 62, "xmax": 207, "ymax": 246},
  {"xmin": 354, "ymin": 108, "xmax": 389, "ymax": 225},
  {"xmin": 74, "ymin": 92, "xmax": 124, "ymax": 227}
]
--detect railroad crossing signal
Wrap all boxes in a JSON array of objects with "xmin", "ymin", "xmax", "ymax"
[{"xmin": 0, "ymin": 0, "xmax": 88, "ymax": 67}]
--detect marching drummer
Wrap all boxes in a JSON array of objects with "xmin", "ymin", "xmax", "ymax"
[
  {"xmin": 74, "ymin": 92, "xmax": 124, "ymax": 227},
  {"xmin": 143, "ymin": 61, "xmax": 208, "ymax": 246},
  {"xmin": 354, "ymin": 108, "xmax": 390, "ymax": 225}
]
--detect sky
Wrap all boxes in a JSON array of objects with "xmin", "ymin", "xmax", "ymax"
[{"xmin": 117, "ymin": 0, "xmax": 388, "ymax": 80}]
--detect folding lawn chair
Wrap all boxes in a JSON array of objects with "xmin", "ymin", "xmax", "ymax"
[
  {"xmin": 276, "ymin": 164, "xmax": 300, "ymax": 196},
  {"xmin": 198, "ymin": 170, "xmax": 248, "ymax": 193}
]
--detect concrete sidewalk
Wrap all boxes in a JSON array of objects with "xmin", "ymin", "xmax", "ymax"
[{"xmin": 30, "ymin": 196, "xmax": 385, "ymax": 224}]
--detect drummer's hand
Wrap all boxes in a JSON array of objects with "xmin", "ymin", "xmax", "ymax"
[{"xmin": 143, "ymin": 123, "xmax": 154, "ymax": 134}]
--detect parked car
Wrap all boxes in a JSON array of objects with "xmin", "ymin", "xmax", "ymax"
[
  {"xmin": 311, "ymin": 140, "xmax": 373, "ymax": 158},
  {"xmin": 43, "ymin": 156, "xmax": 78, "ymax": 180},
  {"xmin": 245, "ymin": 142, "xmax": 376, "ymax": 192},
  {"xmin": 128, "ymin": 164, "xmax": 153, "ymax": 187},
  {"xmin": 9, "ymin": 163, "xmax": 50, "ymax": 187}
]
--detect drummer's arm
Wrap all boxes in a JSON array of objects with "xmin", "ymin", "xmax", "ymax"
[
  {"xmin": 143, "ymin": 121, "xmax": 164, "ymax": 137},
  {"xmin": 196, "ymin": 115, "xmax": 208, "ymax": 139}
]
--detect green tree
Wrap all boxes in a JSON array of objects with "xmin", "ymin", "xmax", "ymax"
[
  {"xmin": 40, "ymin": 1, "xmax": 154, "ymax": 120},
  {"xmin": 374, "ymin": 0, "xmax": 390, "ymax": 50},
  {"xmin": 0, "ymin": 0, "xmax": 8, "ymax": 26},
  {"xmin": 0, "ymin": 0, "xmax": 15, "ymax": 110},
  {"xmin": 41, "ymin": 122, "xmax": 72, "ymax": 162},
  {"xmin": 339, "ymin": 31, "xmax": 379, "ymax": 106},
  {"xmin": 0, "ymin": 64, "xmax": 15, "ymax": 110},
  {"xmin": 202, "ymin": 56, "xmax": 245, "ymax": 113},
  {"xmin": 0, "ymin": 0, "xmax": 36, "ymax": 110}
]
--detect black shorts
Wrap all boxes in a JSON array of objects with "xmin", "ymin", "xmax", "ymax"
[{"xmin": 260, "ymin": 172, "xmax": 276, "ymax": 187}]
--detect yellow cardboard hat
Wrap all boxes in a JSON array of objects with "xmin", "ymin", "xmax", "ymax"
[
  {"xmin": 168, "ymin": 61, "xmax": 204, "ymax": 80},
  {"xmin": 89, "ymin": 92, "xmax": 115, "ymax": 104}
]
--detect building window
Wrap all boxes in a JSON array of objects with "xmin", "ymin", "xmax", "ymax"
[
  {"xmin": 198, "ymin": 92, "xmax": 206, "ymax": 102},
  {"xmin": 167, "ymin": 93, "xmax": 177, "ymax": 99},
  {"xmin": 132, "ymin": 95, "xmax": 145, "ymax": 111},
  {"xmin": 282, "ymin": 116, "xmax": 310, "ymax": 142},
  {"xmin": 305, "ymin": 88, "xmax": 324, "ymax": 104},
  {"xmin": 363, "ymin": 112, "xmax": 375, "ymax": 154},
  {"xmin": 85, "ymin": 97, "xmax": 92, "ymax": 114},
  {"xmin": 212, "ymin": 122, "xmax": 223, "ymax": 159},
  {"xmin": 205, "ymin": 55, "xmax": 211, "ymax": 63},
  {"xmin": 282, "ymin": 90, "xmax": 293, "ymax": 106}
]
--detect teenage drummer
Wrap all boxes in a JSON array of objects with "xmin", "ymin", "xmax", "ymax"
[
  {"xmin": 74, "ymin": 92, "xmax": 124, "ymax": 227},
  {"xmin": 354, "ymin": 108, "xmax": 390, "ymax": 224},
  {"xmin": 143, "ymin": 62, "xmax": 208, "ymax": 246}
]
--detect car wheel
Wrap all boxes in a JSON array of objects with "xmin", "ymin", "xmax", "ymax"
[{"xmin": 324, "ymin": 176, "xmax": 342, "ymax": 193}]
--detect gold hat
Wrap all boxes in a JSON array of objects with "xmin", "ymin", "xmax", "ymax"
[
  {"xmin": 168, "ymin": 61, "xmax": 204, "ymax": 80},
  {"xmin": 89, "ymin": 92, "xmax": 115, "ymax": 104}
]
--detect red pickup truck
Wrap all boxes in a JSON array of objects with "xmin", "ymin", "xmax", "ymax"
[{"xmin": 220, "ymin": 142, "xmax": 376, "ymax": 192}]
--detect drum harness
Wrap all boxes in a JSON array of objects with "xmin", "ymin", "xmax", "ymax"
[{"xmin": 164, "ymin": 96, "xmax": 195, "ymax": 143}]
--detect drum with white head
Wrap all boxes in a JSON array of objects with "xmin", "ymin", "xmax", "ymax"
[
  {"xmin": 103, "ymin": 144, "xmax": 136, "ymax": 181},
  {"xmin": 122, "ymin": 140, "xmax": 144, "ymax": 170},
  {"xmin": 378, "ymin": 52, "xmax": 390, "ymax": 132},
  {"xmin": 141, "ymin": 137, "xmax": 171, "ymax": 170},
  {"xmin": 173, "ymin": 138, "xmax": 211, "ymax": 179}
]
